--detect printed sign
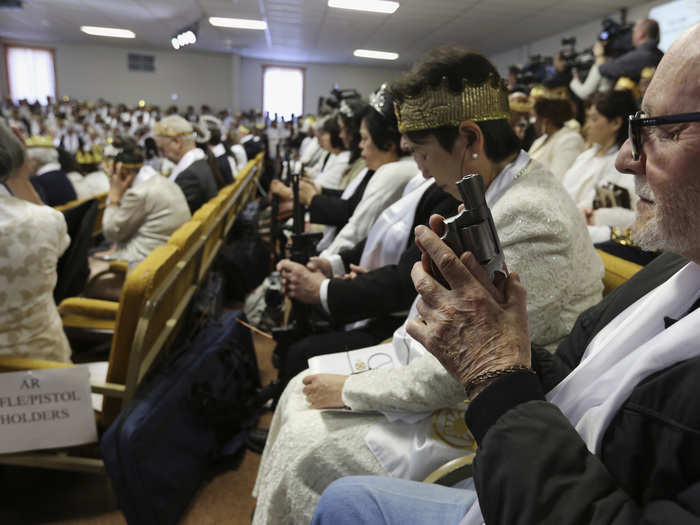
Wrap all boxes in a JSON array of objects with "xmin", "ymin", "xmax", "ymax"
[{"xmin": 0, "ymin": 366, "xmax": 98, "ymax": 454}]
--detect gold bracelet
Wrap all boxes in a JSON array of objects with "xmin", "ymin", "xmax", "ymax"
[{"xmin": 465, "ymin": 365, "xmax": 534, "ymax": 399}]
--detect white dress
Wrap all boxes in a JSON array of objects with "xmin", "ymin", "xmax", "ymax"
[
  {"xmin": 529, "ymin": 126, "xmax": 585, "ymax": 182},
  {"xmin": 319, "ymin": 156, "xmax": 418, "ymax": 257},
  {"xmin": 252, "ymin": 159, "xmax": 605, "ymax": 525},
  {"xmin": 0, "ymin": 188, "xmax": 72, "ymax": 362}
]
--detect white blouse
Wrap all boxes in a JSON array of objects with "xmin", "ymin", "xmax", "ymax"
[
  {"xmin": 529, "ymin": 126, "xmax": 585, "ymax": 182},
  {"xmin": 0, "ymin": 192, "xmax": 72, "ymax": 362},
  {"xmin": 313, "ymin": 151, "xmax": 351, "ymax": 190}
]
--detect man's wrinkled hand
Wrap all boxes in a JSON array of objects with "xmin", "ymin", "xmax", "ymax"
[
  {"xmin": 302, "ymin": 374, "xmax": 348, "ymax": 409},
  {"xmin": 406, "ymin": 224, "xmax": 531, "ymax": 395},
  {"xmin": 277, "ymin": 259, "xmax": 325, "ymax": 304}
]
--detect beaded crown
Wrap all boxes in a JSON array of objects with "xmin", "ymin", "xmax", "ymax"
[{"xmin": 394, "ymin": 73, "xmax": 510, "ymax": 133}]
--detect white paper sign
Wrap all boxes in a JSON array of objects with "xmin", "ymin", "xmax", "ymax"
[
  {"xmin": 308, "ymin": 343, "xmax": 401, "ymax": 376},
  {"xmin": 0, "ymin": 366, "xmax": 98, "ymax": 454}
]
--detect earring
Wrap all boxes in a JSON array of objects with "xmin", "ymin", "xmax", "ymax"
[{"xmin": 472, "ymin": 153, "xmax": 479, "ymax": 160}]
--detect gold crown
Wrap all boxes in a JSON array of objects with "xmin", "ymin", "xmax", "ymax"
[
  {"xmin": 614, "ymin": 77, "xmax": 640, "ymax": 98},
  {"xmin": 529, "ymin": 85, "xmax": 570, "ymax": 101},
  {"xmin": 75, "ymin": 149, "xmax": 103, "ymax": 164},
  {"xmin": 394, "ymin": 74, "xmax": 510, "ymax": 134},
  {"xmin": 641, "ymin": 67, "xmax": 655, "ymax": 80},
  {"xmin": 25, "ymin": 136, "xmax": 55, "ymax": 148}
]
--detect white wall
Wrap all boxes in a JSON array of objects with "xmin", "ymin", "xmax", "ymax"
[
  {"xmin": 238, "ymin": 57, "xmax": 406, "ymax": 114},
  {"xmin": 1, "ymin": 39, "xmax": 237, "ymax": 111},
  {"xmin": 489, "ymin": 1, "xmax": 664, "ymax": 74}
]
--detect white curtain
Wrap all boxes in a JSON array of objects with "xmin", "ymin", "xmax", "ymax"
[
  {"xmin": 7, "ymin": 46, "xmax": 56, "ymax": 105},
  {"xmin": 263, "ymin": 67, "xmax": 304, "ymax": 121}
]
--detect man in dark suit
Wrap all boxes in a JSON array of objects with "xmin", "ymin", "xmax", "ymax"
[
  {"xmin": 154, "ymin": 115, "xmax": 217, "ymax": 214},
  {"xmin": 26, "ymin": 137, "xmax": 77, "ymax": 206},
  {"xmin": 311, "ymin": 22, "xmax": 700, "ymax": 525}
]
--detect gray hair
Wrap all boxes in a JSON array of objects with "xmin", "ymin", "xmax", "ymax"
[
  {"xmin": 27, "ymin": 146, "xmax": 59, "ymax": 167},
  {"xmin": 0, "ymin": 121, "xmax": 26, "ymax": 183}
]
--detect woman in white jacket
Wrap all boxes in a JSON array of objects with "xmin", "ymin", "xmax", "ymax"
[{"xmin": 561, "ymin": 89, "xmax": 639, "ymax": 243}]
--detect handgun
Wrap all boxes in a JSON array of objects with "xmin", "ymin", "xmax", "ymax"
[{"xmin": 432, "ymin": 173, "xmax": 507, "ymax": 287}]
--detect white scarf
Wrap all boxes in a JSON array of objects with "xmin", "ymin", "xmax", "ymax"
[
  {"xmin": 316, "ymin": 168, "xmax": 370, "ymax": 252},
  {"xmin": 359, "ymin": 174, "xmax": 434, "ymax": 270},
  {"xmin": 365, "ymin": 150, "xmax": 533, "ymax": 480},
  {"xmin": 169, "ymin": 148, "xmax": 206, "ymax": 181},
  {"xmin": 344, "ymin": 175, "xmax": 433, "ymax": 331},
  {"xmin": 460, "ymin": 262, "xmax": 700, "ymax": 525}
]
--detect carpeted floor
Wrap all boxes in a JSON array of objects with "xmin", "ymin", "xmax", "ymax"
[{"xmin": 0, "ymin": 332, "xmax": 277, "ymax": 525}]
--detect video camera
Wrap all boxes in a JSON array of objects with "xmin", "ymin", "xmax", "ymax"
[
  {"xmin": 599, "ymin": 18, "xmax": 634, "ymax": 58},
  {"xmin": 317, "ymin": 84, "xmax": 362, "ymax": 114},
  {"xmin": 512, "ymin": 55, "xmax": 553, "ymax": 88},
  {"xmin": 559, "ymin": 36, "xmax": 595, "ymax": 74}
]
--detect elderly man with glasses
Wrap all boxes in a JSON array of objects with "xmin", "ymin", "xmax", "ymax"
[{"xmin": 311, "ymin": 22, "xmax": 700, "ymax": 525}]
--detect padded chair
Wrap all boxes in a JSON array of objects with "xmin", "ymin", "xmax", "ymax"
[{"xmin": 597, "ymin": 249, "xmax": 644, "ymax": 296}]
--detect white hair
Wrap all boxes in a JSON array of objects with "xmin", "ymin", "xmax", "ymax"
[{"xmin": 27, "ymin": 146, "xmax": 59, "ymax": 166}]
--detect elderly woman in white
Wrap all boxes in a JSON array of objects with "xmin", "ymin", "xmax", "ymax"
[
  {"xmin": 561, "ymin": 90, "xmax": 639, "ymax": 243},
  {"xmin": 252, "ymin": 52, "xmax": 604, "ymax": 525}
]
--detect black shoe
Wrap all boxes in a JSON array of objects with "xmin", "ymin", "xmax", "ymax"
[{"xmin": 246, "ymin": 428, "xmax": 269, "ymax": 454}]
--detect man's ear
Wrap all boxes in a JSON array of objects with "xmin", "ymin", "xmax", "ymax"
[{"xmin": 457, "ymin": 121, "xmax": 485, "ymax": 156}]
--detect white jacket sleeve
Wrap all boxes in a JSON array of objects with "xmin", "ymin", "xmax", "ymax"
[
  {"xmin": 569, "ymin": 64, "xmax": 603, "ymax": 100},
  {"xmin": 549, "ymin": 132, "xmax": 585, "ymax": 181},
  {"xmin": 320, "ymin": 160, "xmax": 416, "ymax": 256},
  {"xmin": 342, "ymin": 353, "xmax": 466, "ymax": 413}
]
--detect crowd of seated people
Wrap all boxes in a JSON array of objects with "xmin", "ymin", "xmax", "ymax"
[
  {"xmin": 311, "ymin": 22, "xmax": 700, "ymax": 525},
  {"xmin": 0, "ymin": 97, "xmax": 278, "ymax": 362},
  {"xmin": 246, "ymin": 17, "xmax": 700, "ymax": 525},
  {"xmin": 4, "ymin": 15, "xmax": 700, "ymax": 525}
]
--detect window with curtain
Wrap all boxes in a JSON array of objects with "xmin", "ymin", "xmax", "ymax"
[
  {"xmin": 263, "ymin": 66, "xmax": 304, "ymax": 121},
  {"xmin": 6, "ymin": 45, "xmax": 56, "ymax": 105}
]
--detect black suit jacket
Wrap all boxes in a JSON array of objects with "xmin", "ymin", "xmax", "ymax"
[
  {"xmin": 174, "ymin": 158, "xmax": 218, "ymax": 214},
  {"xmin": 308, "ymin": 170, "xmax": 375, "ymax": 227},
  {"xmin": 465, "ymin": 252, "xmax": 700, "ymax": 525},
  {"xmin": 31, "ymin": 169, "xmax": 77, "ymax": 206},
  {"xmin": 326, "ymin": 184, "xmax": 459, "ymax": 325}
]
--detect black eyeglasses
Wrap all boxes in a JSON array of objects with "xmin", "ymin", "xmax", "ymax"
[{"xmin": 628, "ymin": 110, "xmax": 700, "ymax": 161}]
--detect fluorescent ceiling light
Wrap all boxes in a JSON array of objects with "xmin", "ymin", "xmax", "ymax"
[
  {"xmin": 329, "ymin": 0, "xmax": 399, "ymax": 14},
  {"xmin": 80, "ymin": 26, "xmax": 135, "ymax": 39},
  {"xmin": 354, "ymin": 49, "xmax": 399, "ymax": 60},
  {"xmin": 209, "ymin": 17, "xmax": 267, "ymax": 30}
]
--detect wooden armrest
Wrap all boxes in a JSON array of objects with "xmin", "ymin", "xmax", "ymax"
[
  {"xmin": 423, "ymin": 452, "xmax": 476, "ymax": 486},
  {"xmin": 0, "ymin": 356, "xmax": 74, "ymax": 372},
  {"xmin": 59, "ymin": 298, "xmax": 119, "ymax": 319},
  {"xmin": 109, "ymin": 260, "xmax": 130, "ymax": 274}
]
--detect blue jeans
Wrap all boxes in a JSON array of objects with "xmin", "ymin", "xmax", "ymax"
[{"xmin": 310, "ymin": 476, "xmax": 476, "ymax": 525}]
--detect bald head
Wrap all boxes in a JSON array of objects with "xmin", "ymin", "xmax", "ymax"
[
  {"xmin": 644, "ymin": 22, "xmax": 700, "ymax": 116},
  {"xmin": 615, "ymin": 22, "xmax": 700, "ymax": 262}
]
